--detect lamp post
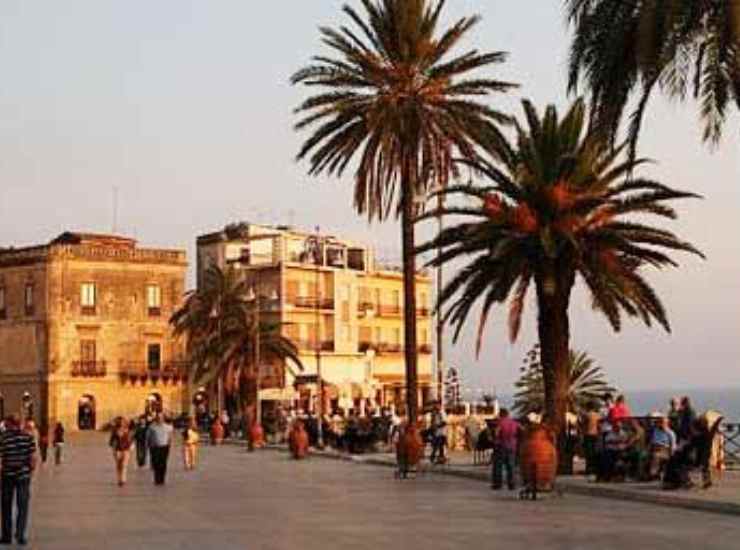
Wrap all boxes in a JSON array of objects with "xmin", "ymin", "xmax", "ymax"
[{"xmin": 313, "ymin": 225, "xmax": 325, "ymax": 449}]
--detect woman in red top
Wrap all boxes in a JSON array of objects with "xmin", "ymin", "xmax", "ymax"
[{"xmin": 608, "ymin": 395, "xmax": 631, "ymax": 424}]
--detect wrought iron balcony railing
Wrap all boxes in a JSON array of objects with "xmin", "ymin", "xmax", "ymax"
[
  {"xmin": 71, "ymin": 360, "xmax": 107, "ymax": 377},
  {"xmin": 119, "ymin": 360, "xmax": 189, "ymax": 380}
]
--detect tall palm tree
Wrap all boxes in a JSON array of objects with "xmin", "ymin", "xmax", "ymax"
[
  {"xmin": 292, "ymin": 0, "xmax": 516, "ymax": 420},
  {"xmin": 567, "ymin": 0, "xmax": 740, "ymax": 156},
  {"xmin": 417, "ymin": 98, "xmax": 703, "ymax": 439},
  {"xmin": 513, "ymin": 345, "xmax": 616, "ymax": 418}
]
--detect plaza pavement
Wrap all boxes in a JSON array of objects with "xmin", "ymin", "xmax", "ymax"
[
  {"xmin": 25, "ymin": 433, "xmax": 740, "ymax": 550},
  {"xmin": 291, "ymin": 446, "xmax": 740, "ymax": 517}
]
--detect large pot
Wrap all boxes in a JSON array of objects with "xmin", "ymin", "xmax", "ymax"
[
  {"xmin": 289, "ymin": 422, "xmax": 309, "ymax": 460},
  {"xmin": 396, "ymin": 423, "xmax": 423, "ymax": 471},
  {"xmin": 210, "ymin": 420, "xmax": 224, "ymax": 445},
  {"xmin": 250, "ymin": 423, "xmax": 265, "ymax": 449},
  {"xmin": 519, "ymin": 424, "xmax": 558, "ymax": 492}
]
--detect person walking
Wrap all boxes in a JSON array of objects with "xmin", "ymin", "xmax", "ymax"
[
  {"xmin": 133, "ymin": 417, "xmax": 149, "ymax": 468},
  {"xmin": 109, "ymin": 418, "xmax": 133, "ymax": 487},
  {"xmin": 146, "ymin": 412, "xmax": 173, "ymax": 485},
  {"xmin": 182, "ymin": 418, "xmax": 200, "ymax": 471},
  {"xmin": 492, "ymin": 409, "xmax": 521, "ymax": 491},
  {"xmin": 38, "ymin": 424, "xmax": 49, "ymax": 465},
  {"xmin": 0, "ymin": 415, "xmax": 36, "ymax": 545},
  {"xmin": 52, "ymin": 422, "xmax": 65, "ymax": 465}
]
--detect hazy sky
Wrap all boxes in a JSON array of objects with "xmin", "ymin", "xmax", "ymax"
[{"xmin": 1, "ymin": 1, "xmax": 738, "ymax": 394}]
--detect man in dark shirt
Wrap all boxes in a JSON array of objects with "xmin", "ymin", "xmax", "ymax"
[{"xmin": 0, "ymin": 415, "xmax": 36, "ymax": 545}]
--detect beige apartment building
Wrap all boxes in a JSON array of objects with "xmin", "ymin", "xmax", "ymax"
[
  {"xmin": 197, "ymin": 223, "xmax": 434, "ymax": 415},
  {"xmin": 0, "ymin": 232, "xmax": 188, "ymax": 430}
]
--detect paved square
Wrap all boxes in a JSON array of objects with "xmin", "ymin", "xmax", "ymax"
[{"xmin": 23, "ymin": 434, "xmax": 740, "ymax": 549}]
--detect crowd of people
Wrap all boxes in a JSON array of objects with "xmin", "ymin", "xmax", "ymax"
[
  {"xmin": 107, "ymin": 411, "xmax": 202, "ymax": 487},
  {"xmin": 580, "ymin": 394, "xmax": 720, "ymax": 490}
]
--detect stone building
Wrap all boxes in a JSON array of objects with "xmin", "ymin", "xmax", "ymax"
[
  {"xmin": 197, "ymin": 223, "xmax": 434, "ymax": 416},
  {"xmin": 0, "ymin": 232, "xmax": 188, "ymax": 430}
]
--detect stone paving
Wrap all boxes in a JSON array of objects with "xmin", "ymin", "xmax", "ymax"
[
  {"xmin": 23, "ymin": 433, "xmax": 740, "ymax": 549},
  {"xmin": 299, "ymin": 446, "xmax": 740, "ymax": 516}
]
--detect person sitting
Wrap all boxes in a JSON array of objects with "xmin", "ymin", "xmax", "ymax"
[
  {"xmin": 599, "ymin": 420, "xmax": 629, "ymax": 482},
  {"xmin": 648, "ymin": 416, "xmax": 676, "ymax": 481},
  {"xmin": 623, "ymin": 419, "xmax": 648, "ymax": 480}
]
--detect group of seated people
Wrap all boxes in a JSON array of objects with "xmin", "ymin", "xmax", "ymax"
[{"xmin": 585, "ymin": 395, "xmax": 722, "ymax": 490}]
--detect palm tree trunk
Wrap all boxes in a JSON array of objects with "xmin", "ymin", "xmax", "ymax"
[
  {"xmin": 401, "ymin": 175, "xmax": 419, "ymax": 423},
  {"xmin": 535, "ymin": 264, "xmax": 575, "ymax": 473}
]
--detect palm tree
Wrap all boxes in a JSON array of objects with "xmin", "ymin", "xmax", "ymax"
[
  {"xmin": 170, "ymin": 264, "xmax": 249, "ymax": 414},
  {"xmin": 220, "ymin": 312, "xmax": 302, "ymax": 439},
  {"xmin": 170, "ymin": 265, "xmax": 301, "ymax": 429},
  {"xmin": 567, "ymin": 0, "xmax": 740, "ymax": 156},
  {"xmin": 513, "ymin": 345, "xmax": 616, "ymax": 418},
  {"xmin": 417, "ymin": 98, "xmax": 703, "ymax": 440},
  {"xmin": 292, "ymin": 0, "xmax": 516, "ymax": 421}
]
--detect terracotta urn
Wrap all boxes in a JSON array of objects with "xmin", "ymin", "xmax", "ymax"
[
  {"xmin": 210, "ymin": 420, "xmax": 224, "ymax": 445},
  {"xmin": 250, "ymin": 423, "xmax": 265, "ymax": 449},
  {"xmin": 519, "ymin": 424, "xmax": 558, "ymax": 492},
  {"xmin": 289, "ymin": 422, "xmax": 309, "ymax": 460},
  {"xmin": 396, "ymin": 423, "xmax": 423, "ymax": 471}
]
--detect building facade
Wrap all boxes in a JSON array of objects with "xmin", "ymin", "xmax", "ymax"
[
  {"xmin": 0, "ymin": 232, "xmax": 188, "ymax": 430},
  {"xmin": 197, "ymin": 223, "xmax": 434, "ymax": 415}
]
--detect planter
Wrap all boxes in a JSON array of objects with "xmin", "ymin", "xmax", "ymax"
[
  {"xmin": 396, "ymin": 423, "xmax": 423, "ymax": 476},
  {"xmin": 210, "ymin": 421, "xmax": 224, "ymax": 445},
  {"xmin": 250, "ymin": 423, "xmax": 265, "ymax": 449},
  {"xmin": 289, "ymin": 422, "xmax": 309, "ymax": 460},
  {"xmin": 520, "ymin": 424, "xmax": 558, "ymax": 492}
]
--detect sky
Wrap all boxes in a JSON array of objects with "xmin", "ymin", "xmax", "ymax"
[{"xmin": 1, "ymin": 1, "xmax": 738, "ymax": 395}]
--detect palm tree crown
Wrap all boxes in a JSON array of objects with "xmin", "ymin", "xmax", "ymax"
[
  {"xmin": 170, "ymin": 264, "xmax": 301, "ymax": 415},
  {"xmin": 292, "ymin": 0, "xmax": 516, "ymax": 420},
  {"xmin": 292, "ymin": 0, "xmax": 516, "ymax": 218},
  {"xmin": 567, "ymin": 0, "xmax": 740, "ymax": 154},
  {"xmin": 417, "ymin": 98, "xmax": 703, "ymax": 432}
]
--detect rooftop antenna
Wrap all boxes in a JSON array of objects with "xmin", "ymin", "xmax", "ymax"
[{"xmin": 112, "ymin": 186, "xmax": 119, "ymax": 234}]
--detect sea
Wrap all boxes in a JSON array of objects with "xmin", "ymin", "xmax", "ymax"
[{"xmin": 498, "ymin": 387, "xmax": 740, "ymax": 422}]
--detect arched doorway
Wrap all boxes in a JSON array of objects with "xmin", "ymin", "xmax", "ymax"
[
  {"xmin": 77, "ymin": 395, "xmax": 96, "ymax": 430},
  {"xmin": 145, "ymin": 392, "xmax": 163, "ymax": 416}
]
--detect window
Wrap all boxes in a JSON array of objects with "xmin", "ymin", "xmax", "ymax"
[
  {"xmin": 393, "ymin": 328, "xmax": 401, "ymax": 345},
  {"xmin": 81, "ymin": 283, "xmax": 96, "ymax": 314},
  {"xmin": 392, "ymin": 290, "xmax": 401, "ymax": 308},
  {"xmin": 146, "ymin": 285, "xmax": 161, "ymax": 316},
  {"xmin": 374, "ymin": 327, "xmax": 382, "ymax": 344},
  {"xmin": 147, "ymin": 344, "xmax": 161, "ymax": 370},
  {"xmin": 0, "ymin": 286, "xmax": 5, "ymax": 319},
  {"xmin": 24, "ymin": 284, "xmax": 34, "ymax": 315},
  {"xmin": 341, "ymin": 324, "xmax": 351, "ymax": 342},
  {"xmin": 80, "ymin": 340, "xmax": 96, "ymax": 364}
]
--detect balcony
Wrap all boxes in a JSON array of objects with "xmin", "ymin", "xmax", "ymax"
[
  {"xmin": 119, "ymin": 360, "xmax": 189, "ymax": 381},
  {"xmin": 148, "ymin": 307, "xmax": 161, "ymax": 317},
  {"xmin": 288, "ymin": 295, "xmax": 335, "ymax": 310},
  {"xmin": 377, "ymin": 304, "xmax": 401, "ymax": 317},
  {"xmin": 71, "ymin": 360, "xmax": 107, "ymax": 377},
  {"xmin": 81, "ymin": 305, "xmax": 97, "ymax": 316},
  {"xmin": 419, "ymin": 344, "xmax": 432, "ymax": 354},
  {"xmin": 377, "ymin": 342, "xmax": 403, "ymax": 354},
  {"xmin": 418, "ymin": 307, "xmax": 430, "ymax": 317},
  {"xmin": 295, "ymin": 340, "xmax": 335, "ymax": 352}
]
